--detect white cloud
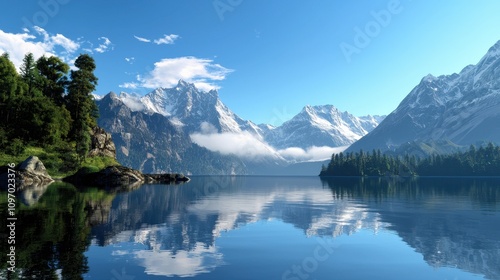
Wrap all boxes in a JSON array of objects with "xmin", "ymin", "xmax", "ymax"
[
  {"xmin": 190, "ymin": 122, "xmax": 345, "ymax": 162},
  {"xmin": 0, "ymin": 27, "xmax": 109, "ymax": 71},
  {"xmin": 278, "ymin": 146, "xmax": 348, "ymax": 162},
  {"xmin": 199, "ymin": 122, "xmax": 218, "ymax": 134},
  {"xmin": 32, "ymin": 26, "xmax": 79, "ymax": 58},
  {"xmin": 94, "ymin": 37, "xmax": 113, "ymax": 53},
  {"xmin": 134, "ymin": 35, "xmax": 151, "ymax": 43},
  {"xmin": 190, "ymin": 131, "xmax": 277, "ymax": 160},
  {"xmin": 0, "ymin": 27, "xmax": 81, "ymax": 69},
  {"xmin": 135, "ymin": 243, "xmax": 223, "ymax": 277},
  {"xmin": 51, "ymin": 33, "xmax": 80, "ymax": 53},
  {"xmin": 119, "ymin": 82, "xmax": 139, "ymax": 89},
  {"xmin": 117, "ymin": 93, "xmax": 145, "ymax": 111},
  {"xmin": 153, "ymin": 34, "xmax": 179, "ymax": 45},
  {"xmin": 125, "ymin": 57, "xmax": 135, "ymax": 64},
  {"xmin": 138, "ymin": 56, "xmax": 233, "ymax": 91},
  {"xmin": 134, "ymin": 34, "xmax": 179, "ymax": 45}
]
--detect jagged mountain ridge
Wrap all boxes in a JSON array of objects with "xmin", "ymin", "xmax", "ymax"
[
  {"xmin": 265, "ymin": 104, "xmax": 385, "ymax": 149},
  {"xmin": 139, "ymin": 80, "xmax": 263, "ymax": 136},
  {"xmin": 96, "ymin": 92, "xmax": 248, "ymax": 175},
  {"xmin": 96, "ymin": 78, "xmax": 386, "ymax": 174},
  {"xmin": 111, "ymin": 80, "xmax": 385, "ymax": 150},
  {"xmin": 348, "ymin": 40, "xmax": 500, "ymax": 153}
]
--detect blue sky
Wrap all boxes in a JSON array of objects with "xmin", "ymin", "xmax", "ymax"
[{"xmin": 1, "ymin": 0, "xmax": 500, "ymax": 125}]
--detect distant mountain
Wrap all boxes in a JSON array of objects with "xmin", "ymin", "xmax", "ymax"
[
  {"xmin": 348, "ymin": 40, "xmax": 500, "ymax": 153},
  {"xmin": 137, "ymin": 80, "xmax": 264, "ymax": 136},
  {"xmin": 96, "ymin": 92, "xmax": 248, "ymax": 175},
  {"xmin": 96, "ymin": 80, "xmax": 384, "ymax": 174},
  {"xmin": 264, "ymin": 104, "xmax": 384, "ymax": 149}
]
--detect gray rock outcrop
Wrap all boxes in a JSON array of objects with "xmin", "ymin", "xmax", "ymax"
[
  {"xmin": 64, "ymin": 165, "xmax": 189, "ymax": 187},
  {"xmin": 0, "ymin": 156, "xmax": 54, "ymax": 190},
  {"xmin": 88, "ymin": 126, "xmax": 117, "ymax": 158}
]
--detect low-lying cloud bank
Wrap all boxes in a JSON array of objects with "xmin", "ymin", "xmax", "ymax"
[
  {"xmin": 189, "ymin": 123, "xmax": 348, "ymax": 162},
  {"xmin": 190, "ymin": 131, "xmax": 277, "ymax": 160},
  {"xmin": 277, "ymin": 146, "xmax": 348, "ymax": 162}
]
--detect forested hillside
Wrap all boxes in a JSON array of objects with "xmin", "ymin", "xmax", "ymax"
[
  {"xmin": 320, "ymin": 143, "xmax": 500, "ymax": 177},
  {"xmin": 0, "ymin": 52, "xmax": 116, "ymax": 175}
]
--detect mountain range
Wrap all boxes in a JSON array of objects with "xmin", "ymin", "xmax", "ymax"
[
  {"xmin": 96, "ymin": 39, "xmax": 500, "ymax": 174},
  {"xmin": 348, "ymin": 40, "xmax": 500, "ymax": 154},
  {"xmin": 96, "ymin": 80, "xmax": 384, "ymax": 175}
]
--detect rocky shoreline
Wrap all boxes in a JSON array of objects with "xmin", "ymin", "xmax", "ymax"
[
  {"xmin": 0, "ymin": 156, "xmax": 189, "ymax": 191},
  {"xmin": 64, "ymin": 165, "xmax": 189, "ymax": 187}
]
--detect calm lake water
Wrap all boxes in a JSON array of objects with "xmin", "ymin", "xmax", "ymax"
[{"xmin": 2, "ymin": 176, "xmax": 500, "ymax": 279}]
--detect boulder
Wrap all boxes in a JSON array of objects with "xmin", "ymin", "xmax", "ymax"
[
  {"xmin": 65, "ymin": 165, "xmax": 142, "ymax": 187},
  {"xmin": 0, "ymin": 156, "xmax": 54, "ymax": 191},
  {"xmin": 88, "ymin": 126, "xmax": 117, "ymax": 158}
]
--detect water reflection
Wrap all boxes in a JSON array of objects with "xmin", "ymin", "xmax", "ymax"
[
  {"xmin": 322, "ymin": 177, "xmax": 500, "ymax": 280},
  {"xmin": 0, "ymin": 182, "xmax": 115, "ymax": 279},
  {"xmin": 2, "ymin": 177, "xmax": 500, "ymax": 279}
]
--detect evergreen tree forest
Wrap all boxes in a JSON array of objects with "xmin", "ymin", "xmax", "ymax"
[
  {"xmin": 0, "ymin": 52, "xmax": 102, "ymax": 174},
  {"xmin": 320, "ymin": 143, "xmax": 500, "ymax": 177}
]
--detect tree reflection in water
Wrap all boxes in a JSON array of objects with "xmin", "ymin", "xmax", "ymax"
[{"xmin": 0, "ymin": 182, "xmax": 115, "ymax": 280}]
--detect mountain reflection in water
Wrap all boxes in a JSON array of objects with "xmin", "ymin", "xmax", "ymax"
[{"xmin": 1, "ymin": 176, "xmax": 499, "ymax": 279}]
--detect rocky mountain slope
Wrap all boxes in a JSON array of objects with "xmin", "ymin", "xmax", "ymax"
[
  {"xmin": 265, "ymin": 104, "xmax": 384, "ymax": 149},
  {"xmin": 96, "ymin": 92, "xmax": 247, "ymax": 174},
  {"xmin": 96, "ymin": 80, "xmax": 384, "ymax": 174},
  {"xmin": 348, "ymin": 40, "xmax": 500, "ymax": 153}
]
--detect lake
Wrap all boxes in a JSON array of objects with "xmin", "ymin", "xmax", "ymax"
[{"xmin": 2, "ymin": 176, "xmax": 500, "ymax": 279}]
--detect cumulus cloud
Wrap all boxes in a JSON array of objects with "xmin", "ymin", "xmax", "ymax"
[
  {"xmin": 125, "ymin": 57, "xmax": 135, "ymax": 64},
  {"xmin": 190, "ymin": 122, "xmax": 345, "ymax": 162},
  {"xmin": 154, "ymin": 34, "xmax": 179, "ymax": 45},
  {"xmin": 94, "ymin": 37, "xmax": 113, "ymax": 53},
  {"xmin": 138, "ymin": 57, "xmax": 233, "ymax": 91},
  {"xmin": 0, "ymin": 27, "xmax": 79, "ymax": 69},
  {"xmin": 0, "ymin": 27, "xmax": 112, "ymax": 70}
]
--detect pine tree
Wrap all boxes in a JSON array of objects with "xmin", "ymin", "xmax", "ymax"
[
  {"xmin": 66, "ymin": 54, "xmax": 99, "ymax": 163},
  {"xmin": 36, "ymin": 55, "xmax": 70, "ymax": 105},
  {"xmin": 0, "ymin": 53, "xmax": 19, "ymax": 104},
  {"xmin": 19, "ymin": 53, "xmax": 41, "ymax": 97}
]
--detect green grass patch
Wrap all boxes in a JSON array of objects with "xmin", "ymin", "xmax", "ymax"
[
  {"xmin": 0, "ymin": 145, "xmax": 120, "ymax": 179},
  {"xmin": 81, "ymin": 156, "xmax": 120, "ymax": 172}
]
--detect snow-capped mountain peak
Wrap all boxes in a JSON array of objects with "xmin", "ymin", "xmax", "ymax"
[
  {"xmin": 264, "ymin": 104, "xmax": 385, "ymax": 149},
  {"xmin": 348, "ymin": 39, "xmax": 500, "ymax": 153},
  {"xmin": 422, "ymin": 74, "xmax": 438, "ymax": 83},
  {"xmin": 481, "ymin": 40, "xmax": 500, "ymax": 60},
  {"xmin": 104, "ymin": 80, "xmax": 386, "ymax": 157}
]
